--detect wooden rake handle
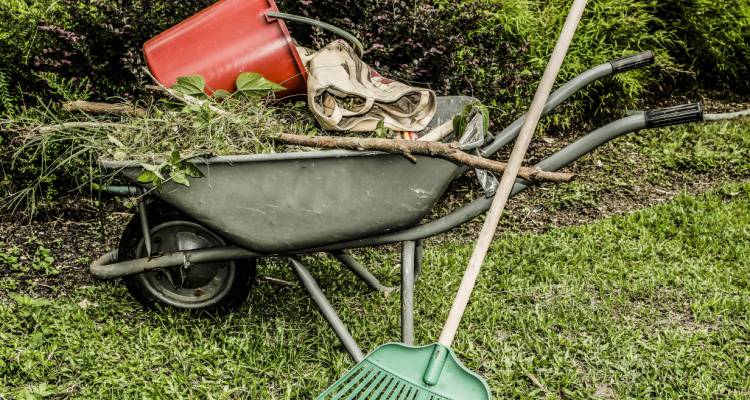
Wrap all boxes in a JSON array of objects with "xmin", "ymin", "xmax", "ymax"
[{"xmin": 438, "ymin": 0, "xmax": 589, "ymax": 347}]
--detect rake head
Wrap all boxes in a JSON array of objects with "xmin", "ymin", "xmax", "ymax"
[{"xmin": 317, "ymin": 343, "xmax": 491, "ymax": 400}]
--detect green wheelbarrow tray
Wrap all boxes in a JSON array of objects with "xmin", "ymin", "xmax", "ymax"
[{"xmin": 318, "ymin": 343, "xmax": 490, "ymax": 399}]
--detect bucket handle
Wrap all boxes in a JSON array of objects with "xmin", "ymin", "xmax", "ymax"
[{"xmin": 266, "ymin": 11, "xmax": 365, "ymax": 57}]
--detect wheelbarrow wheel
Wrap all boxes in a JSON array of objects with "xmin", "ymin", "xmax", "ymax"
[{"xmin": 118, "ymin": 201, "xmax": 256, "ymax": 313}]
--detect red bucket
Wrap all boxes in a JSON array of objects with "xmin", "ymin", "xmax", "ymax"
[{"xmin": 143, "ymin": 0, "xmax": 307, "ymax": 98}]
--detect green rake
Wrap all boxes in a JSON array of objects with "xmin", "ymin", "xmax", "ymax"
[
  {"xmin": 317, "ymin": 1, "xmax": 589, "ymax": 398},
  {"xmin": 318, "ymin": 343, "xmax": 488, "ymax": 399}
]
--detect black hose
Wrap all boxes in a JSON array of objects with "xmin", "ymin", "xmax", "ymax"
[{"xmin": 266, "ymin": 11, "xmax": 365, "ymax": 57}]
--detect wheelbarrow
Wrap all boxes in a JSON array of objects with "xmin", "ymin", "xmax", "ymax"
[{"xmin": 90, "ymin": 51, "xmax": 705, "ymax": 362}]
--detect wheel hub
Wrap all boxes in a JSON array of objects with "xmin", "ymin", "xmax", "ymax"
[{"xmin": 135, "ymin": 221, "xmax": 237, "ymax": 308}]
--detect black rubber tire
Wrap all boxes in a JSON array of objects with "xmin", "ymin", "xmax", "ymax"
[{"xmin": 118, "ymin": 200, "xmax": 256, "ymax": 313}]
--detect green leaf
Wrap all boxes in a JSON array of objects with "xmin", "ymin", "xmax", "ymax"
[
  {"xmin": 212, "ymin": 89, "xmax": 231, "ymax": 99},
  {"xmin": 235, "ymin": 72, "xmax": 285, "ymax": 97},
  {"xmin": 137, "ymin": 170, "xmax": 157, "ymax": 184},
  {"xmin": 456, "ymin": 101, "xmax": 489, "ymax": 136},
  {"xmin": 452, "ymin": 114, "xmax": 467, "ymax": 137},
  {"xmin": 183, "ymin": 163, "xmax": 202, "ymax": 178},
  {"xmin": 374, "ymin": 119, "xmax": 389, "ymax": 138},
  {"xmin": 477, "ymin": 103, "xmax": 490, "ymax": 134},
  {"xmin": 171, "ymin": 75, "xmax": 206, "ymax": 96},
  {"xmin": 170, "ymin": 171, "xmax": 190, "ymax": 187},
  {"xmin": 9, "ymin": 293, "xmax": 50, "ymax": 307},
  {"xmin": 169, "ymin": 150, "xmax": 181, "ymax": 165},
  {"xmin": 17, "ymin": 382, "xmax": 58, "ymax": 398}
]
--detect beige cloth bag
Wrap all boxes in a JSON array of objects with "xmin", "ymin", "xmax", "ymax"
[{"xmin": 298, "ymin": 40, "xmax": 437, "ymax": 132}]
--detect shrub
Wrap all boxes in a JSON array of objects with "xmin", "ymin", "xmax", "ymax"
[
  {"xmin": 656, "ymin": 0, "xmax": 750, "ymax": 93},
  {"xmin": 0, "ymin": 0, "xmax": 215, "ymax": 117},
  {"xmin": 275, "ymin": 0, "xmax": 529, "ymax": 108},
  {"xmin": 278, "ymin": 0, "xmax": 682, "ymax": 128}
]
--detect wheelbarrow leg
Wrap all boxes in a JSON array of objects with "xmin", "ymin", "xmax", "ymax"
[
  {"xmin": 136, "ymin": 190, "xmax": 153, "ymax": 257},
  {"xmin": 414, "ymin": 239, "xmax": 423, "ymax": 280},
  {"xmin": 288, "ymin": 257, "xmax": 365, "ymax": 363},
  {"xmin": 401, "ymin": 241, "xmax": 416, "ymax": 345},
  {"xmin": 332, "ymin": 252, "xmax": 395, "ymax": 294}
]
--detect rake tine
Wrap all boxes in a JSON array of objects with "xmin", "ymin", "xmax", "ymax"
[
  {"xmin": 354, "ymin": 370, "xmax": 389, "ymax": 399},
  {"xmin": 387, "ymin": 381, "xmax": 407, "ymax": 400},
  {"xmin": 400, "ymin": 386, "xmax": 415, "ymax": 400},
  {"xmin": 344, "ymin": 366, "xmax": 381, "ymax": 400},
  {"xmin": 369, "ymin": 375, "xmax": 394, "ymax": 399},
  {"xmin": 332, "ymin": 364, "xmax": 372, "ymax": 399}
]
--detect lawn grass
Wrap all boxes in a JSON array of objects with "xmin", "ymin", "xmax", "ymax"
[
  {"xmin": 2, "ymin": 181, "xmax": 749, "ymax": 399},
  {"xmin": 523, "ymin": 116, "xmax": 750, "ymax": 215}
]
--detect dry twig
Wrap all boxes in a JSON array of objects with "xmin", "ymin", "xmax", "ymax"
[
  {"xmin": 276, "ymin": 133, "xmax": 575, "ymax": 183},
  {"xmin": 62, "ymin": 101, "xmax": 147, "ymax": 117}
]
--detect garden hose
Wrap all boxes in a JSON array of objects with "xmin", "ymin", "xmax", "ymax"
[
  {"xmin": 703, "ymin": 109, "xmax": 750, "ymax": 121},
  {"xmin": 266, "ymin": 11, "xmax": 365, "ymax": 57}
]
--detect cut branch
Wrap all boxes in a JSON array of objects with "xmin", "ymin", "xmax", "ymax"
[
  {"xmin": 63, "ymin": 101, "xmax": 147, "ymax": 117},
  {"xmin": 276, "ymin": 133, "xmax": 575, "ymax": 183}
]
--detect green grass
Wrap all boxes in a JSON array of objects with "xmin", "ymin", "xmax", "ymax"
[
  {"xmin": 2, "ymin": 182, "xmax": 750, "ymax": 399},
  {"xmin": 639, "ymin": 119, "xmax": 750, "ymax": 175},
  {"xmin": 529, "ymin": 116, "xmax": 750, "ymax": 212}
]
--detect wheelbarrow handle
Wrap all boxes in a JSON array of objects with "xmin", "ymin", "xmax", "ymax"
[
  {"xmin": 610, "ymin": 50, "xmax": 655, "ymax": 74},
  {"xmin": 266, "ymin": 11, "xmax": 365, "ymax": 57},
  {"xmin": 645, "ymin": 102, "xmax": 704, "ymax": 128},
  {"xmin": 482, "ymin": 50, "xmax": 655, "ymax": 158}
]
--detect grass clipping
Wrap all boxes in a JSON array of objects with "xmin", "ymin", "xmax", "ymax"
[{"xmin": 10, "ymin": 73, "xmax": 320, "ymax": 190}]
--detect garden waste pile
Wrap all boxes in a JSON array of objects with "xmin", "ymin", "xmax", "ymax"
[
  {"xmin": 5, "ymin": 72, "xmax": 318, "ymax": 190},
  {"xmin": 4, "ymin": 39, "xmax": 449, "ymax": 201}
]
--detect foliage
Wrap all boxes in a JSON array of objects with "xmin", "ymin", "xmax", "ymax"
[
  {"xmin": 136, "ymin": 151, "xmax": 202, "ymax": 189},
  {"xmin": 278, "ymin": 0, "xmax": 532, "ymax": 127},
  {"xmin": 1, "ymin": 0, "xmax": 747, "ymax": 118},
  {"xmin": 279, "ymin": 0, "xmax": 685, "ymax": 129},
  {"xmin": 0, "ymin": 239, "xmax": 57, "ymax": 276},
  {"xmin": 0, "ymin": 0, "xmax": 216, "ymax": 117},
  {"xmin": 279, "ymin": 0, "xmax": 748, "ymax": 127},
  {"xmin": 0, "ymin": 245, "xmax": 22, "ymax": 271},
  {"xmin": 1, "ymin": 184, "xmax": 749, "ymax": 397},
  {"xmin": 656, "ymin": 0, "xmax": 750, "ymax": 92},
  {"xmin": 477, "ymin": 0, "xmax": 681, "ymax": 126}
]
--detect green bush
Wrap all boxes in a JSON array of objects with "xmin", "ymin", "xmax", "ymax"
[
  {"xmin": 279, "ymin": 0, "xmax": 691, "ymax": 131},
  {"xmin": 0, "ymin": 0, "xmax": 215, "ymax": 117},
  {"xmin": 2, "ymin": 0, "xmax": 746, "ymax": 119},
  {"xmin": 431, "ymin": 0, "xmax": 681, "ymax": 127},
  {"xmin": 656, "ymin": 0, "xmax": 750, "ymax": 92}
]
